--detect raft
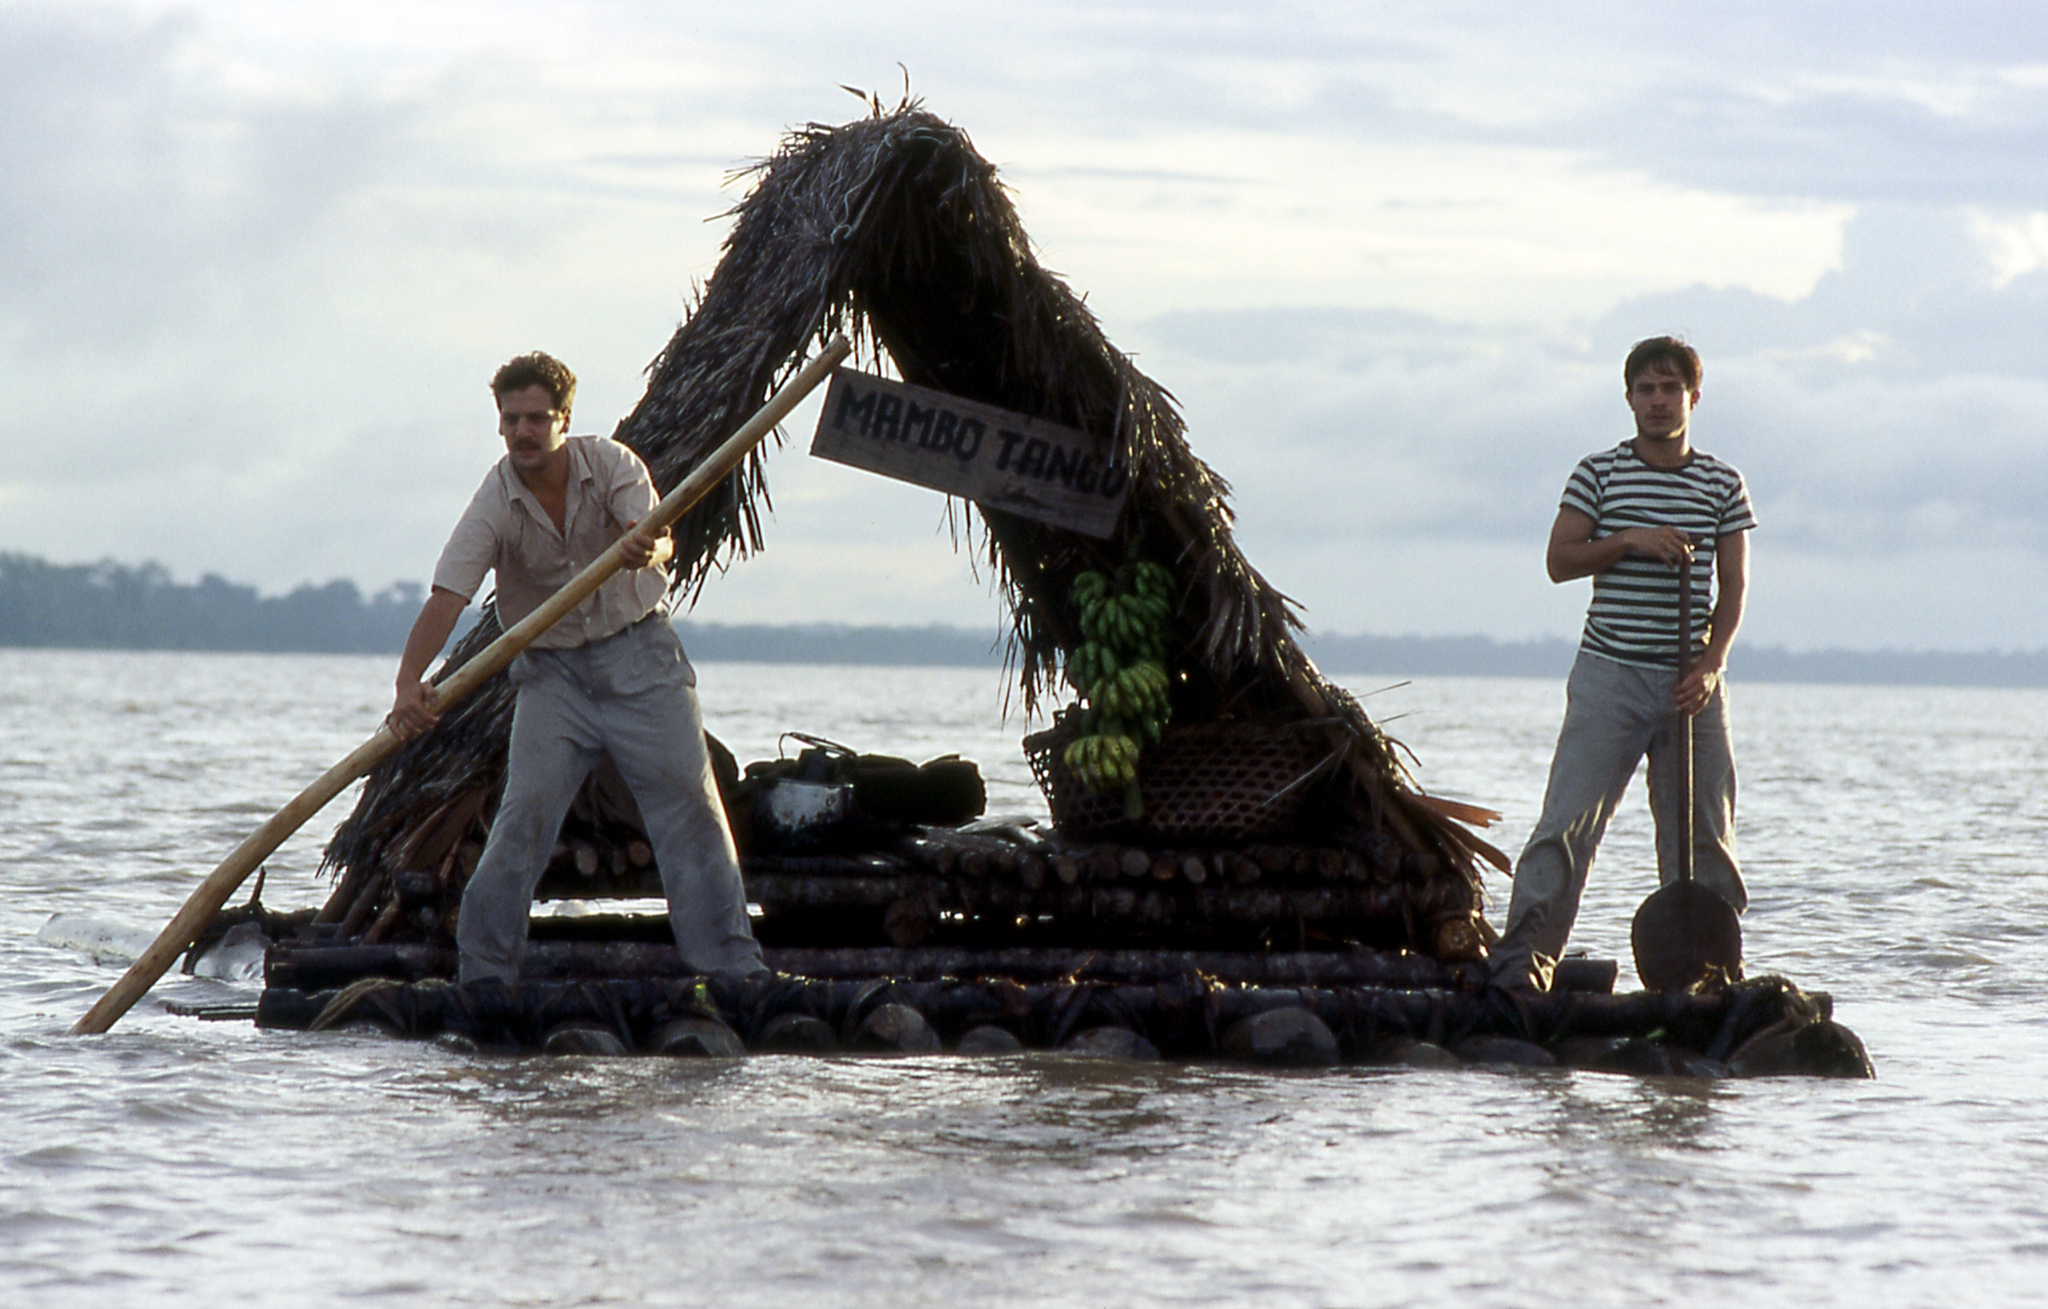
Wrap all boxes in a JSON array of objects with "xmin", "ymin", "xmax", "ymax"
[
  {"xmin": 168, "ymin": 104, "xmax": 1870, "ymax": 1080},
  {"xmin": 245, "ymin": 968, "xmax": 1869, "ymax": 1077}
]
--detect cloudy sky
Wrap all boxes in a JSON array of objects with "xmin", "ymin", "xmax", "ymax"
[{"xmin": 5, "ymin": 0, "xmax": 2046, "ymax": 651}]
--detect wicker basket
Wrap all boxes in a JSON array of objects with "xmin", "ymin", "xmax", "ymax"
[{"xmin": 1023, "ymin": 713, "xmax": 1338, "ymax": 843}]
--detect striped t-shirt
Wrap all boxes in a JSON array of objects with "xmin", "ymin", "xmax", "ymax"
[{"xmin": 1562, "ymin": 442, "xmax": 1757, "ymax": 668}]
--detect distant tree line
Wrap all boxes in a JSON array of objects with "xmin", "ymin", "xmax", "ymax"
[
  {"xmin": 0, "ymin": 553, "xmax": 421, "ymax": 653},
  {"xmin": 6, "ymin": 552, "xmax": 2046, "ymax": 686},
  {"xmin": 1300, "ymin": 632, "xmax": 2048, "ymax": 688}
]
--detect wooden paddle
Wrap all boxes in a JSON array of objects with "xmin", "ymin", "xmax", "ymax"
[
  {"xmin": 71, "ymin": 336, "xmax": 853, "ymax": 1035},
  {"xmin": 1629, "ymin": 545, "xmax": 1743, "ymax": 991}
]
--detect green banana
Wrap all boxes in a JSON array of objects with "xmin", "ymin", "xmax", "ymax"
[{"xmin": 1062, "ymin": 561, "xmax": 1182, "ymax": 797}]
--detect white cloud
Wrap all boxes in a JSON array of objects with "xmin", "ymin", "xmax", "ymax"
[
  {"xmin": 3, "ymin": 0, "xmax": 2046, "ymax": 652},
  {"xmin": 1009, "ymin": 134, "xmax": 1848, "ymax": 326},
  {"xmin": 1972, "ymin": 211, "xmax": 2048, "ymax": 286}
]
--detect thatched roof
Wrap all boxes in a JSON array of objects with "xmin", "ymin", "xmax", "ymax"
[{"xmin": 323, "ymin": 103, "xmax": 1495, "ymax": 909}]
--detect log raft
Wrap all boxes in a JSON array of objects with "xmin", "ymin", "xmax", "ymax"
[
  {"xmin": 249, "ymin": 969, "xmax": 1874, "ymax": 1078},
  {"xmin": 220, "ymin": 106, "xmax": 1872, "ymax": 1079},
  {"xmin": 265, "ymin": 935, "xmax": 1621, "ymax": 995},
  {"xmin": 310, "ymin": 824, "xmax": 1488, "ymax": 960}
]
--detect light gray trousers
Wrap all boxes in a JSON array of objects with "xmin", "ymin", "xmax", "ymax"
[
  {"xmin": 457, "ymin": 616, "xmax": 765, "ymax": 985},
  {"xmin": 1490, "ymin": 650, "xmax": 1746, "ymax": 991}
]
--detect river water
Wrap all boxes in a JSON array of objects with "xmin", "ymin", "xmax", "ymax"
[{"xmin": 2, "ymin": 649, "xmax": 2044, "ymax": 1307}]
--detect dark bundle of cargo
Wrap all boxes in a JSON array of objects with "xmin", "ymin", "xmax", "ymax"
[{"xmin": 316, "ymin": 101, "xmax": 1505, "ymax": 966}]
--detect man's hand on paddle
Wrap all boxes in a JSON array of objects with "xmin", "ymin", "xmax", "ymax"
[
  {"xmin": 1673, "ymin": 658, "xmax": 1722, "ymax": 716},
  {"xmin": 1624, "ymin": 525, "xmax": 1693, "ymax": 567},
  {"xmin": 1675, "ymin": 530, "xmax": 1748, "ymax": 718},
  {"xmin": 618, "ymin": 519, "xmax": 673, "ymax": 571},
  {"xmin": 389, "ymin": 679, "xmax": 441, "ymax": 740}
]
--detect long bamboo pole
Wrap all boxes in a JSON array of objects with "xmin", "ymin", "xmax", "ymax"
[{"xmin": 73, "ymin": 336, "xmax": 852, "ymax": 1035}]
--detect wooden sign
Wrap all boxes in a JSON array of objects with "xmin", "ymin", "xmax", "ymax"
[{"xmin": 809, "ymin": 369, "xmax": 1129, "ymax": 538}]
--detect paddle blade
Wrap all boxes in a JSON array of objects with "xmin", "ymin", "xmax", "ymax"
[{"xmin": 1630, "ymin": 880, "xmax": 1743, "ymax": 992}]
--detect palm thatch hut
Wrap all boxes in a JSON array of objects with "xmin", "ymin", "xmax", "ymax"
[{"xmin": 310, "ymin": 102, "xmax": 1504, "ymax": 976}]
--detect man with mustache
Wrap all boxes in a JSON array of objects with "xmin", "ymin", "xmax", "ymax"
[
  {"xmin": 388, "ymin": 351, "xmax": 766, "ymax": 985},
  {"xmin": 1490, "ymin": 337, "xmax": 1755, "ymax": 993}
]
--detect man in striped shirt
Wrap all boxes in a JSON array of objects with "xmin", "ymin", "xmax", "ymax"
[{"xmin": 1490, "ymin": 337, "xmax": 1755, "ymax": 993}]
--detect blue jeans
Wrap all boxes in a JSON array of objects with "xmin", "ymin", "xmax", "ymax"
[
  {"xmin": 456, "ymin": 617, "xmax": 764, "ymax": 984},
  {"xmin": 1490, "ymin": 651, "xmax": 1746, "ymax": 991}
]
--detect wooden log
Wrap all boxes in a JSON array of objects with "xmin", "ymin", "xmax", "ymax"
[
  {"xmin": 850, "ymin": 1003, "xmax": 941, "ymax": 1054},
  {"xmin": 1149, "ymin": 855, "xmax": 1176, "ymax": 882},
  {"xmin": 1221, "ymin": 1007, "xmax": 1339, "ymax": 1066},
  {"xmin": 651, "ymin": 1016, "xmax": 743, "ymax": 1057},
  {"xmin": 267, "ymin": 943, "xmax": 456, "ymax": 989},
  {"xmin": 360, "ymin": 891, "xmax": 405, "ymax": 946},
  {"xmin": 1018, "ymin": 855, "xmax": 1047, "ymax": 891},
  {"xmin": 957, "ymin": 1025, "xmax": 1025, "ymax": 1055},
  {"xmin": 391, "ymin": 787, "xmax": 489, "ymax": 875},
  {"xmin": 571, "ymin": 841, "xmax": 601, "ymax": 878},
  {"xmin": 756, "ymin": 946, "xmax": 1472, "ymax": 988},
  {"xmin": 1135, "ymin": 888, "xmax": 1175, "ymax": 926},
  {"xmin": 627, "ymin": 840, "xmax": 654, "ymax": 869},
  {"xmin": 753, "ymin": 1012, "xmax": 836, "ymax": 1053},
  {"xmin": 742, "ymin": 868, "xmax": 1412, "ymax": 931},
  {"xmin": 1051, "ymin": 855, "xmax": 1083, "ymax": 886},
  {"xmin": 1180, "ymin": 855, "xmax": 1208, "ymax": 886},
  {"xmin": 883, "ymin": 897, "xmax": 933, "ymax": 948},
  {"xmin": 335, "ymin": 869, "xmax": 388, "ymax": 940},
  {"xmin": 1317, "ymin": 849, "xmax": 1347, "ymax": 881},
  {"xmin": 1119, "ymin": 848, "xmax": 1151, "ymax": 879},
  {"xmin": 314, "ymin": 860, "xmax": 373, "ymax": 926},
  {"xmin": 1433, "ymin": 915, "xmax": 1485, "ymax": 963},
  {"xmin": 900, "ymin": 836, "xmax": 957, "ymax": 876},
  {"xmin": 254, "ymin": 972, "xmax": 1863, "ymax": 1079},
  {"xmin": 742, "ymin": 871, "xmax": 914, "ymax": 908},
  {"xmin": 1226, "ymin": 853, "xmax": 1261, "ymax": 885},
  {"xmin": 747, "ymin": 853, "xmax": 899, "ymax": 877}
]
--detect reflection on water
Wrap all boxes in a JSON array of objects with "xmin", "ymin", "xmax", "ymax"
[
  {"xmin": 2, "ymin": 652, "xmax": 2046, "ymax": 1307},
  {"xmin": 1535, "ymin": 1072, "xmax": 1730, "ymax": 1154}
]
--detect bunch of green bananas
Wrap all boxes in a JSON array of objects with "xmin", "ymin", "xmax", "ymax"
[
  {"xmin": 1062, "ymin": 730, "xmax": 1143, "ymax": 797},
  {"xmin": 1061, "ymin": 561, "xmax": 1176, "ymax": 810}
]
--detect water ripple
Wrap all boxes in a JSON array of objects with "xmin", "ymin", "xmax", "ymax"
[{"xmin": 3, "ymin": 654, "xmax": 2046, "ymax": 1306}]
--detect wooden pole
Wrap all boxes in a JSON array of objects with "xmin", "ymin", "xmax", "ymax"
[{"xmin": 72, "ymin": 336, "xmax": 853, "ymax": 1035}]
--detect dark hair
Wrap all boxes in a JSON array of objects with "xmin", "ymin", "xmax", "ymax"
[
  {"xmin": 491, "ymin": 352, "xmax": 577, "ymax": 412},
  {"xmin": 1623, "ymin": 336, "xmax": 1702, "ymax": 390}
]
